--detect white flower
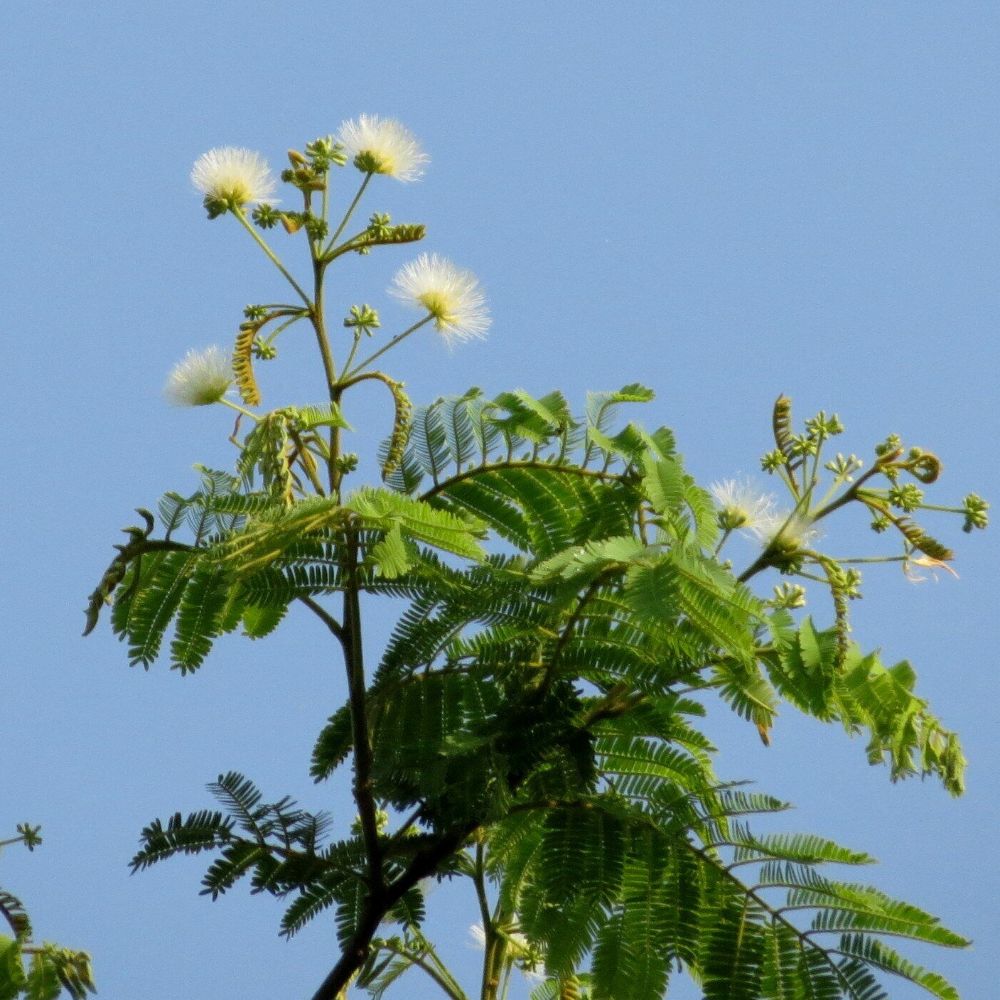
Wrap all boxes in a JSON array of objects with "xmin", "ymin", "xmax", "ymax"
[
  {"xmin": 390, "ymin": 253, "xmax": 491, "ymax": 344},
  {"xmin": 749, "ymin": 511, "xmax": 820, "ymax": 551},
  {"xmin": 467, "ymin": 922, "xmax": 487, "ymax": 949},
  {"xmin": 337, "ymin": 114, "xmax": 428, "ymax": 181},
  {"xmin": 710, "ymin": 478, "xmax": 776, "ymax": 530},
  {"xmin": 164, "ymin": 346, "xmax": 232, "ymax": 406},
  {"xmin": 190, "ymin": 147, "xmax": 277, "ymax": 206}
]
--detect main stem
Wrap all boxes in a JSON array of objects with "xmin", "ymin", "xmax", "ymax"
[
  {"xmin": 310, "ymin": 824, "xmax": 477, "ymax": 1000},
  {"xmin": 342, "ymin": 531, "xmax": 383, "ymax": 896},
  {"xmin": 309, "ymin": 255, "xmax": 343, "ymax": 494}
]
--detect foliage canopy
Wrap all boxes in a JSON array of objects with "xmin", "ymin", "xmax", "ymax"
[{"xmin": 85, "ymin": 125, "xmax": 987, "ymax": 1000}]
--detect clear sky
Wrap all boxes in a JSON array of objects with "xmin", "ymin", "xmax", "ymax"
[{"xmin": 4, "ymin": 3, "xmax": 998, "ymax": 998}]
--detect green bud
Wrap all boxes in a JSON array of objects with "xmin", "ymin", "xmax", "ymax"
[
  {"xmin": 962, "ymin": 492, "xmax": 989, "ymax": 533},
  {"xmin": 805, "ymin": 411, "xmax": 844, "ymax": 439},
  {"xmin": 305, "ymin": 135, "xmax": 347, "ymax": 172},
  {"xmin": 252, "ymin": 203, "xmax": 281, "ymax": 229},
  {"xmin": 888, "ymin": 483, "xmax": 924, "ymax": 512},
  {"xmin": 367, "ymin": 212, "xmax": 392, "ymax": 239},
  {"xmin": 305, "ymin": 215, "xmax": 328, "ymax": 241},
  {"xmin": 771, "ymin": 582, "xmax": 806, "ymax": 609},
  {"xmin": 789, "ymin": 433, "xmax": 818, "ymax": 457},
  {"xmin": 824, "ymin": 452, "xmax": 864, "ymax": 481},
  {"xmin": 761, "ymin": 449, "xmax": 786, "ymax": 473},
  {"xmin": 16, "ymin": 822, "xmax": 42, "ymax": 850},
  {"xmin": 875, "ymin": 433, "xmax": 903, "ymax": 458},
  {"xmin": 841, "ymin": 568, "xmax": 863, "ymax": 599},
  {"xmin": 344, "ymin": 304, "xmax": 380, "ymax": 337}
]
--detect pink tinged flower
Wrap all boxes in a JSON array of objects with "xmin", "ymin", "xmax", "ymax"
[
  {"xmin": 337, "ymin": 114, "xmax": 428, "ymax": 181},
  {"xmin": 190, "ymin": 147, "xmax": 277, "ymax": 206},
  {"xmin": 164, "ymin": 346, "xmax": 232, "ymax": 406},
  {"xmin": 390, "ymin": 253, "xmax": 491, "ymax": 345}
]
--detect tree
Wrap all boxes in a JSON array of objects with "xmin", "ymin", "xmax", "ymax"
[{"xmin": 86, "ymin": 121, "xmax": 988, "ymax": 1000}]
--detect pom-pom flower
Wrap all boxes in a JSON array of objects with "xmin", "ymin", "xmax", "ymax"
[
  {"xmin": 337, "ymin": 115, "xmax": 428, "ymax": 181},
  {"xmin": 710, "ymin": 478, "xmax": 776, "ymax": 531},
  {"xmin": 749, "ymin": 511, "xmax": 820, "ymax": 552},
  {"xmin": 164, "ymin": 346, "xmax": 233, "ymax": 406},
  {"xmin": 390, "ymin": 253, "xmax": 491, "ymax": 345},
  {"xmin": 190, "ymin": 147, "xmax": 277, "ymax": 208}
]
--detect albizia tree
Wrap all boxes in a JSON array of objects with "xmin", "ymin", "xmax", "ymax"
[{"xmin": 86, "ymin": 117, "xmax": 988, "ymax": 1000}]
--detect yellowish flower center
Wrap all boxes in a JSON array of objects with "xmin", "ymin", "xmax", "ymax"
[
  {"xmin": 419, "ymin": 291, "xmax": 454, "ymax": 325},
  {"xmin": 221, "ymin": 181, "xmax": 254, "ymax": 204},
  {"xmin": 355, "ymin": 150, "xmax": 395, "ymax": 176}
]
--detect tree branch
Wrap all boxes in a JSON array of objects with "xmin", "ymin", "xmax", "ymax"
[
  {"xmin": 309, "ymin": 824, "xmax": 477, "ymax": 1000},
  {"xmin": 297, "ymin": 595, "xmax": 345, "ymax": 643},
  {"xmin": 342, "ymin": 530, "xmax": 383, "ymax": 894}
]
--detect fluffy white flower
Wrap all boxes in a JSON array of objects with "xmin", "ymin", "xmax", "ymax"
[
  {"xmin": 710, "ymin": 478, "xmax": 776, "ymax": 530},
  {"xmin": 190, "ymin": 147, "xmax": 277, "ymax": 206},
  {"xmin": 467, "ymin": 922, "xmax": 487, "ymax": 950},
  {"xmin": 749, "ymin": 511, "xmax": 819, "ymax": 551},
  {"xmin": 164, "ymin": 346, "xmax": 232, "ymax": 406},
  {"xmin": 390, "ymin": 253, "xmax": 491, "ymax": 344},
  {"xmin": 337, "ymin": 114, "xmax": 428, "ymax": 181}
]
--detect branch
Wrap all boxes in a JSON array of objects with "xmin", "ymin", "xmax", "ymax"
[
  {"xmin": 342, "ymin": 530, "xmax": 383, "ymax": 893},
  {"xmin": 297, "ymin": 595, "xmax": 345, "ymax": 643},
  {"xmin": 375, "ymin": 936, "xmax": 470, "ymax": 1000},
  {"xmin": 309, "ymin": 824, "xmax": 477, "ymax": 1000},
  {"xmin": 537, "ymin": 574, "xmax": 610, "ymax": 699},
  {"xmin": 684, "ymin": 838, "xmax": 860, "ymax": 992}
]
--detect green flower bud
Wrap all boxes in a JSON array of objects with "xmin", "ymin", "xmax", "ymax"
[{"xmin": 962, "ymin": 492, "xmax": 989, "ymax": 533}]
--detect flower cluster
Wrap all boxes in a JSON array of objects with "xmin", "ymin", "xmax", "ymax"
[{"xmin": 174, "ymin": 120, "xmax": 489, "ymax": 414}]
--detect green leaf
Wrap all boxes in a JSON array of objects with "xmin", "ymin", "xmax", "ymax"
[
  {"xmin": 292, "ymin": 402, "xmax": 350, "ymax": 430},
  {"xmin": 309, "ymin": 705, "xmax": 354, "ymax": 781},
  {"xmin": 369, "ymin": 525, "xmax": 413, "ymax": 578},
  {"xmin": 348, "ymin": 488, "xmax": 485, "ymax": 561}
]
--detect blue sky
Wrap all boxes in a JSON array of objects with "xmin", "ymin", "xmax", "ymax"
[{"xmin": 3, "ymin": 3, "xmax": 998, "ymax": 998}]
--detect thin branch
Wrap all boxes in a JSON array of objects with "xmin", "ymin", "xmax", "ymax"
[
  {"xmin": 375, "ymin": 937, "xmax": 470, "ymax": 1000},
  {"xmin": 684, "ymin": 839, "xmax": 857, "ymax": 988},
  {"xmin": 297, "ymin": 595, "xmax": 345, "ymax": 643},
  {"xmin": 537, "ymin": 574, "xmax": 610, "ymax": 699},
  {"xmin": 473, "ymin": 840, "xmax": 493, "ymax": 937}
]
